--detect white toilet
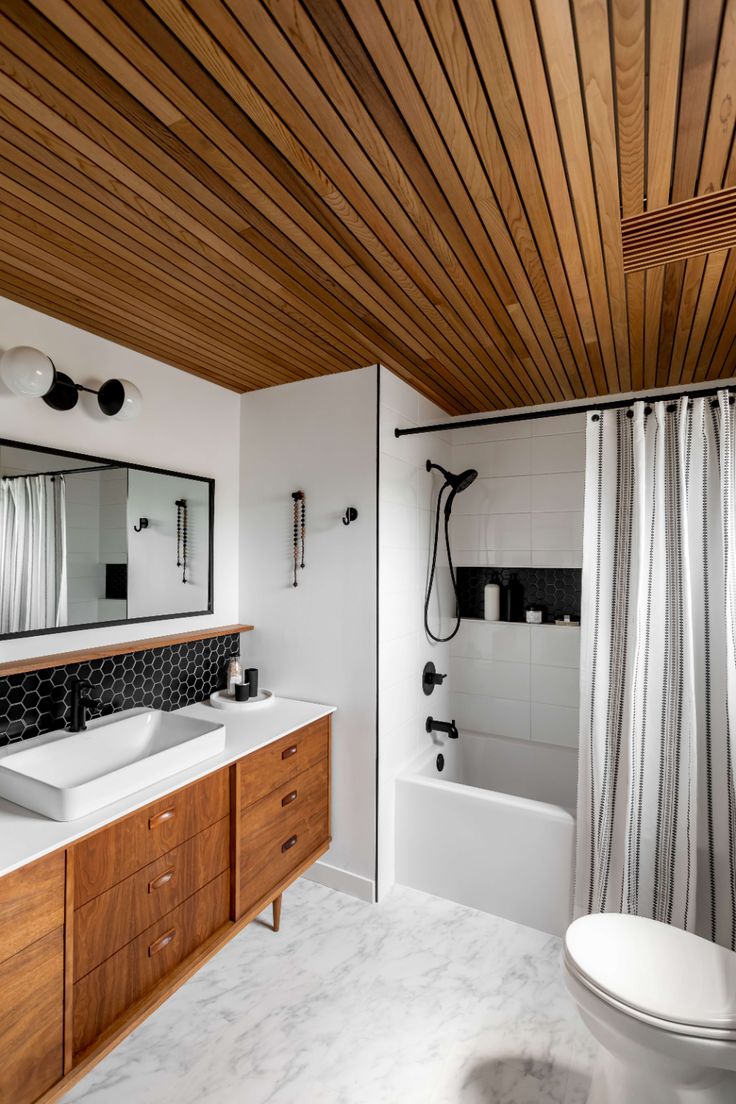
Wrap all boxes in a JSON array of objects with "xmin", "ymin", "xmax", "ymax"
[{"xmin": 564, "ymin": 913, "xmax": 736, "ymax": 1104}]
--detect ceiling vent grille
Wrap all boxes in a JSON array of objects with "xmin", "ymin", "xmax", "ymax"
[{"xmin": 622, "ymin": 187, "xmax": 736, "ymax": 272}]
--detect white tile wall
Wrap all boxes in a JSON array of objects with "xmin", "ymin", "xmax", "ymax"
[
  {"xmin": 449, "ymin": 623, "xmax": 581, "ymax": 749},
  {"xmin": 452, "ymin": 412, "xmax": 585, "ymax": 569}
]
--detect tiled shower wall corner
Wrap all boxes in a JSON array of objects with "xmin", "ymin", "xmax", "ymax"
[
  {"xmin": 449, "ymin": 412, "xmax": 586, "ymax": 751},
  {"xmin": 0, "ymin": 632, "xmax": 239, "ymax": 746}
]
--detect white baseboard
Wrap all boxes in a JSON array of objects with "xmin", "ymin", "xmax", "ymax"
[{"xmin": 302, "ymin": 859, "xmax": 375, "ymax": 903}]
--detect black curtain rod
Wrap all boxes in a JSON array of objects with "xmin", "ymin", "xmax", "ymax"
[
  {"xmin": 1, "ymin": 463, "xmax": 121, "ymax": 480},
  {"xmin": 394, "ymin": 381, "xmax": 736, "ymax": 437}
]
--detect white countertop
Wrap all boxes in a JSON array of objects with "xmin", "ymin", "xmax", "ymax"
[{"xmin": 0, "ymin": 696, "xmax": 335, "ymax": 879}]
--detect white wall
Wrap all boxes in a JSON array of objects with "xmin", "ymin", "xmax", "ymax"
[
  {"xmin": 0, "ymin": 296, "xmax": 240, "ymax": 661},
  {"xmin": 239, "ymin": 367, "xmax": 378, "ymax": 902},
  {"xmin": 377, "ymin": 367, "xmax": 454, "ymax": 898}
]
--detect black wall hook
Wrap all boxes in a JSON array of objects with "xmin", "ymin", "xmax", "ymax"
[
  {"xmin": 342, "ymin": 506, "xmax": 358, "ymax": 526},
  {"xmin": 133, "ymin": 517, "xmax": 149, "ymax": 532}
]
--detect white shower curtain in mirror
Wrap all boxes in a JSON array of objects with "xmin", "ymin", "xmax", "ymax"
[
  {"xmin": 577, "ymin": 391, "xmax": 736, "ymax": 949},
  {"xmin": 0, "ymin": 474, "xmax": 67, "ymax": 634}
]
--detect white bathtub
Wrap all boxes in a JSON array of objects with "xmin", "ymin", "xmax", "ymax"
[{"xmin": 395, "ymin": 731, "xmax": 577, "ymax": 936}]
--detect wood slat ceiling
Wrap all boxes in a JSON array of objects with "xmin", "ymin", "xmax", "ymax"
[{"xmin": 1, "ymin": 0, "xmax": 736, "ymax": 414}]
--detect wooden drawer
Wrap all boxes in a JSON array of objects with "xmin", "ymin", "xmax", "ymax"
[
  {"xmin": 73, "ymin": 871, "xmax": 229, "ymax": 1056},
  {"xmin": 0, "ymin": 851, "xmax": 65, "ymax": 967},
  {"xmin": 239, "ymin": 716, "xmax": 329, "ymax": 809},
  {"xmin": 239, "ymin": 759, "xmax": 329, "ymax": 916},
  {"xmin": 74, "ymin": 769, "xmax": 229, "ymax": 907},
  {"xmin": 0, "ymin": 928, "xmax": 64, "ymax": 1104},
  {"xmin": 74, "ymin": 816, "xmax": 230, "ymax": 981}
]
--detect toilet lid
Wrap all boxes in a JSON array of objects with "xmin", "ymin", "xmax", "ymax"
[{"xmin": 565, "ymin": 913, "xmax": 736, "ymax": 1032}]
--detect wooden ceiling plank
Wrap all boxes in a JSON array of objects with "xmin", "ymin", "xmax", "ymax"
[
  {"xmin": 626, "ymin": 270, "xmax": 645, "ymax": 391},
  {"xmin": 656, "ymin": 260, "xmax": 687, "ymax": 387},
  {"xmin": 671, "ymin": 0, "xmax": 724, "ymax": 203},
  {"xmin": 647, "ymin": 0, "xmax": 687, "ymax": 211},
  {"xmin": 378, "ymin": 0, "xmax": 580, "ymax": 404},
  {"xmin": 235, "ymin": 0, "xmax": 539, "ymax": 405},
  {"xmin": 691, "ymin": 248, "xmax": 736, "ymax": 379},
  {"xmin": 681, "ymin": 251, "xmax": 730, "ymax": 381},
  {"xmin": 643, "ymin": 267, "xmax": 664, "ymax": 389},
  {"xmin": 699, "ymin": 0, "xmax": 736, "ymax": 196},
  {"xmin": 520, "ymin": 0, "xmax": 617, "ymax": 395},
  {"xmin": 139, "ymin": 0, "xmax": 515, "ymax": 409},
  {"xmin": 672, "ymin": 252, "xmax": 722, "ymax": 382},
  {"xmin": 0, "ymin": 152, "xmax": 349, "ymax": 379},
  {"xmin": 0, "ymin": 188, "xmax": 331, "ymax": 387},
  {"xmin": 0, "ymin": 267, "xmax": 253, "ymax": 390},
  {"xmin": 0, "ymin": 102, "xmax": 381, "ymax": 376},
  {"xmin": 568, "ymin": 0, "xmax": 630, "ymax": 391},
  {"xmin": 421, "ymin": 0, "xmax": 591, "ymax": 399},
  {"xmin": 0, "ymin": 222, "xmax": 302, "ymax": 391},
  {"xmin": 309, "ymin": 0, "xmax": 543, "ymax": 405},
  {"xmin": 0, "ymin": 17, "xmax": 463, "ymax": 399},
  {"xmin": 4, "ymin": 7, "xmax": 448, "ymax": 377}
]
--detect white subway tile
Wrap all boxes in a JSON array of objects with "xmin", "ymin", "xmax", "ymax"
[
  {"xmin": 532, "ymin": 664, "xmax": 580, "ymax": 707},
  {"xmin": 531, "ymin": 550, "xmax": 583, "ymax": 568},
  {"xmin": 531, "ymin": 412, "xmax": 586, "ymax": 436},
  {"xmin": 532, "ymin": 511, "xmax": 584, "ymax": 551},
  {"xmin": 532, "ymin": 432, "xmax": 586, "ymax": 474},
  {"xmin": 456, "ymin": 475, "xmax": 531, "ymax": 515},
  {"xmin": 452, "ymin": 418, "xmax": 531, "ymax": 445},
  {"xmin": 451, "ymin": 620, "xmax": 530, "ymax": 662},
  {"xmin": 450, "ymin": 691, "xmax": 531, "ymax": 739},
  {"xmin": 532, "ymin": 472, "xmax": 585, "ymax": 512},
  {"xmin": 452, "ymin": 657, "xmax": 530, "ymax": 700},
  {"xmin": 453, "ymin": 437, "xmax": 532, "ymax": 478},
  {"xmin": 453, "ymin": 512, "xmax": 531, "ymax": 553},
  {"xmin": 381, "ymin": 368, "xmax": 420, "ymax": 422},
  {"xmin": 379, "ymin": 499, "xmax": 417, "ymax": 548},
  {"xmin": 531, "ymin": 625, "xmax": 581, "ymax": 668},
  {"xmin": 379, "ymin": 452, "xmax": 418, "ymax": 508},
  {"xmin": 531, "ymin": 702, "xmax": 580, "ymax": 748}
]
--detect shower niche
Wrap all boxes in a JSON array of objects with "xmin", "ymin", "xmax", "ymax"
[
  {"xmin": 456, "ymin": 566, "xmax": 582, "ymax": 625},
  {"xmin": 0, "ymin": 438, "xmax": 213, "ymax": 639}
]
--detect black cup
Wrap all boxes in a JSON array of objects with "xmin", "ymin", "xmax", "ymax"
[
  {"xmin": 245, "ymin": 668, "xmax": 259, "ymax": 697},
  {"xmin": 234, "ymin": 680, "xmax": 251, "ymax": 702}
]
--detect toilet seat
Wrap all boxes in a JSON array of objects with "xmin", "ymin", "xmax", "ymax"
[{"xmin": 565, "ymin": 913, "xmax": 736, "ymax": 1041}]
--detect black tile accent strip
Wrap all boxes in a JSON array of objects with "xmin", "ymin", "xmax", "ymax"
[
  {"xmin": 0, "ymin": 632, "xmax": 240, "ymax": 747},
  {"xmin": 457, "ymin": 566, "xmax": 582, "ymax": 624}
]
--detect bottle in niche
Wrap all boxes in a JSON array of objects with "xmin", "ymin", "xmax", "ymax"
[{"xmin": 226, "ymin": 654, "xmax": 243, "ymax": 698}]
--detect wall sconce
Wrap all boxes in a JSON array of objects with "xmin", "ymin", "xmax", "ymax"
[{"xmin": 0, "ymin": 346, "xmax": 142, "ymax": 420}]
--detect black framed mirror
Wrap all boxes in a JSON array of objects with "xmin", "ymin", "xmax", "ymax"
[{"xmin": 0, "ymin": 437, "xmax": 214, "ymax": 640}]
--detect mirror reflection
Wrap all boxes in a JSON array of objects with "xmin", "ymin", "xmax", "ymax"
[{"xmin": 0, "ymin": 442, "xmax": 213, "ymax": 637}]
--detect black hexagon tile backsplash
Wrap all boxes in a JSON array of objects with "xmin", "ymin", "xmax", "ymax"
[{"xmin": 0, "ymin": 633, "xmax": 239, "ymax": 747}]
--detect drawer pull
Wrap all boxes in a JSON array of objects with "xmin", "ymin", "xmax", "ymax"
[
  {"xmin": 281, "ymin": 790, "xmax": 298, "ymax": 807},
  {"xmin": 148, "ymin": 867, "xmax": 175, "ymax": 893},
  {"xmin": 148, "ymin": 928, "xmax": 176, "ymax": 957},
  {"xmin": 281, "ymin": 744, "xmax": 298, "ymax": 760},
  {"xmin": 281, "ymin": 834, "xmax": 298, "ymax": 853},
  {"xmin": 149, "ymin": 807, "xmax": 176, "ymax": 830}
]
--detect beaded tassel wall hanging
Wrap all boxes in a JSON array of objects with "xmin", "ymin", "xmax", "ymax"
[
  {"xmin": 175, "ymin": 498, "xmax": 188, "ymax": 583},
  {"xmin": 291, "ymin": 490, "xmax": 305, "ymax": 587}
]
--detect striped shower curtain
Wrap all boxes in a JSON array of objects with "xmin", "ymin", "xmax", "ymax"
[
  {"xmin": 0, "ymin": 474, "xmax": 68, "ymax": 634},
  {"xmin": 576, "ymin": 391, "xmax": 736, "ymax": 949}
]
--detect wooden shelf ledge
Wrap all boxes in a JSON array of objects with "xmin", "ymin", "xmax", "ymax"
[{"xmin": 0, "ymin": 624, "xmax": 254, "ymax": 679}]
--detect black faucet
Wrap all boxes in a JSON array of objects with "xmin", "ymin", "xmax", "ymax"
[
  {"xmin": 426, "ymin": 716, "xmax": 459, "ymax": 740},
  {"xmin": 67, "ymin": 678, "xmax": 98, "ymax": 733}
]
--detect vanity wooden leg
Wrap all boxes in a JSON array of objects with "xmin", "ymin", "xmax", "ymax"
[{"xmin": 272, "ymin": 893, "xmax": 282, "ymax": 933}]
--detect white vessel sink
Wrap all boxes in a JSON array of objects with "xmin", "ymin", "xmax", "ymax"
[{"xmin": 0, "ymin": 709, "xmax": 226, "ymax": 821}]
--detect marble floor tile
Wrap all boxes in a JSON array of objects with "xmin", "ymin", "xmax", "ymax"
[{"xmin": 62, "ymin": 880, "xmax": 595, "ymax": 1104}]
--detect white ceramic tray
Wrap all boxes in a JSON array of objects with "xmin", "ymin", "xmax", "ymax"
[{"xmin": 209, "ymin": 689, "xmax": 274, "ymax": 711}]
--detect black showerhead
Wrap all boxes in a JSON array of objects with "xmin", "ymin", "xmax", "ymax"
[
  {"xmin": 426, "ymin": 460, "xmax": 478, "ymax": 492},
  {"xmin": 426, "ymin": 460, "xmax": 478, "ymax": 517}
]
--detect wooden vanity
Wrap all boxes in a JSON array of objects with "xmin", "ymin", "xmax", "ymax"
[{"xmin": 0, "ymin": 713, "xmax": 332, "ymax": 1104}]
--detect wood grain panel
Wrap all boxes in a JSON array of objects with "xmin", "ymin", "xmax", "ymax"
[
  {"xmin": 74, "ymin": 816, "xmax": 230, "ymax": 980},
  {"xmin": 73, "ymin": 871, "xmax": 229, "ymax": 1056},
  {"xmin": 0, "ymin": 0, "xmax": 734, "ymax": 411},
  {"xmin": 74, "ymin": 769, "xmax": 229, "ymax": 907},
  {"xmin": 0, "ymin": 929, "xmax": 64, "ymax": 1104},
  {"xmin": 0, "ymin": 851, "xmax": 65, "ymax": 966},
  {"xmin": 239, "ymin": 716, "xmax": 330, "ymax": 810}
]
